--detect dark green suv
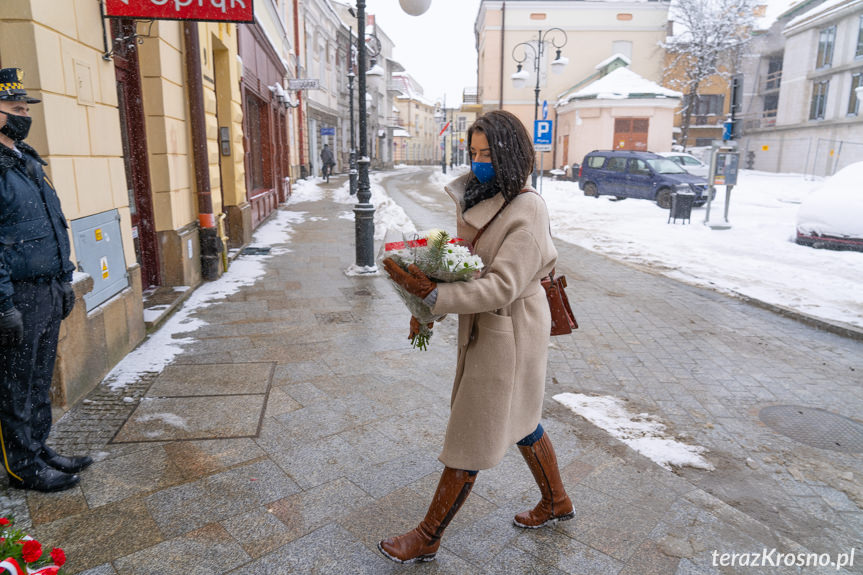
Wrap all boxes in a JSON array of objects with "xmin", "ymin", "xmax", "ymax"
[{"xmin": 577, "ymin": 150, "xmax": 710, "ymax": 208}]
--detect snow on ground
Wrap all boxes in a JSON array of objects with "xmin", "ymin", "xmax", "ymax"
[
  {"xmin": 540, "ymin": 170, "xmax": 863, "ymax": 329},
  {"xmin": 103, "ymin": 205, "xmax": 311, "ymax": 390},
  {"xmin": 554, "ymin": 393, "xmax": 714, "ymax": 470},
  {"xmin": 331, "ymin": 168, "xmax": 418, "ymax": 241}
]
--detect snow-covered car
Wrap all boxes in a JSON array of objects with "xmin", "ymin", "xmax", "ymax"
[
  {"xmin": 658, "ymin": 152, "xmax": 709, "ymax": 178},
  {"xmin": 796, "ymin": 162, "xmax": 863, "ymax": 252}
]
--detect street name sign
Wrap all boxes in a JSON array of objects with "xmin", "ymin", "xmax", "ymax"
[
  {"xmin": 288, "ymin": 78, "xmax": 320, "ymax": 91},
  {"xmin": 105, "ymin": 0, "xmax": 254, "ymax": 23},
  {"xmin": 534, "ymin": 120, "xmax": 552, "ymax": 152}
]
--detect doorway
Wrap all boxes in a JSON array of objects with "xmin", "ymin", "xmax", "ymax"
[
  {"xmin": 113, "ymin": 19, "xmax": 160, "ymax": 288},
  {"xmin": 613, "ymin": 117, "xmax": 649, "ymax": 151}
]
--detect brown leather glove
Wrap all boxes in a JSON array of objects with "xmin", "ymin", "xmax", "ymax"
[
  {"xmin": 382, "ymin": 259, "xmax": 437, "ymax": 299},
  {"xmin": 409, "ymin": 316, "xmax": 434, "ymax": 340}
]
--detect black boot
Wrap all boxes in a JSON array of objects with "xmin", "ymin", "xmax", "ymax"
[
  {"xmin": 8, "ymin": 466, "xmax": 79, "ymax": 492},
  {"xmin": 42, "ymin": 446, "xmax": 92, "ymax": 474}
]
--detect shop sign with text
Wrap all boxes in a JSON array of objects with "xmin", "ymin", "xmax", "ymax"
[{"xmin": 105, "ymin": 0, "xmax": 254, "ymax": 23}]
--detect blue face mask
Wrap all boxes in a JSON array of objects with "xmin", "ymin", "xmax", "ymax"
[{"xmin": 471, "ymin": 161, "xmax": 495, "ymax": 183}]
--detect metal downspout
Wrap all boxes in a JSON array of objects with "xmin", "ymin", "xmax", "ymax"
[
  {"xmin": 184, "ymin": 22, "xmax": 222, "ymax": 281},
  {"xmin": 293, "ymin": 0, "xmax": 307, "ymax": 178}
]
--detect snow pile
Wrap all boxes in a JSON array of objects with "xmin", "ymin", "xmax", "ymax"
[
  {"xmin": 541, "ymin": 170, "xmax": 863, "ymax": 329},
  {"xmin": 796, "ymin": 161, "xmax": 863, "ymax": 239},
  {"xmin": 553, "ymin": 393, "xmax": 714, "ymax": 471}
]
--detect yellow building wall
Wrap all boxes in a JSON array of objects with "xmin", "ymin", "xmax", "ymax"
[
  {"xmin": 0, "ymin": 0, "xmax": 135, "ymax": 267},
  {"xmin": 138, "ymin": 21, "xmax": 195, "ymax": 234},
  {"xmin": 663, "ymin": 52, "xmax": 732, "ymax": 146},
  {"xmin": 137, "ymin": 21, "xmax": 245, "ymax": 265}
]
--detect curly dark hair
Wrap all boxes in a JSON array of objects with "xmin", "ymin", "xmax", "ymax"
[{"xmin": 467, "ymin": 110, "xmax": 535, "ymax": 202}]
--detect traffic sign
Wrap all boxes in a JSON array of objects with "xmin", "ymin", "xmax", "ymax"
[
  {"xmin": 542, "ymin": 100, "xmax": 548, "ymax": 120},
  {"xmin": 534, "ymin": 120, "xmax": 552, "ymax": 151}
]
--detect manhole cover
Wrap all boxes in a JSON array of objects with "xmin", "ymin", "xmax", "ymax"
[{"xmin": 759, "ymin": 405, "xmax": 863, "ymax": 453}]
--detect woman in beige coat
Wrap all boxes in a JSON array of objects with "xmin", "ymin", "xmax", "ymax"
[{"xmin": 380, "ymin": 110, "xmax": 574, "ymax": 564}]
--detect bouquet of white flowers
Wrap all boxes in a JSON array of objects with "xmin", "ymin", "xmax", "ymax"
[{"xmin": 383, "ymin": 230, "xmax": 484, "ymax": 350}]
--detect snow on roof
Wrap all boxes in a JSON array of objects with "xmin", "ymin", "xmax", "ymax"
[
  {"xmin": 558, "ymin": 67, "xmax": 681, "ymax": 105},
  {"xmin": 393, "ymin": 128, "xmax": 411, "ymax": 138},
  {"xmin": 757, "ymin": 0, "xmax": 803, "ymax": 29},
  {"xmin": 785, "ymin": 0, "xmax": 861, "ymax": 30},
  {"xmin": 594, "ymin": 53, "xmax": 631, "ymax": 70}
]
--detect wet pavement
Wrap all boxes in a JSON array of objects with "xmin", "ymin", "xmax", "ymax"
[{"xmin": 2, "ymin": 167, "xmax": 861, "ymax": 574}]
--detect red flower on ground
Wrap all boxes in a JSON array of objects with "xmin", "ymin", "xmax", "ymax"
[
  {"xmin": 50, "ymin": 547, "xmax": 66, "ymax": 567},
  {"xmin": 21, "ymin": 539, "xmax": 43, "ymax": 563},
  {"xmin": 0, "ymin": 517, "xmax": 9, "ymax": 526}
]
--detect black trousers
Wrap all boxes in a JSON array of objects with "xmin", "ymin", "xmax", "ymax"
[{"xmin": 0, "ymin": 279, "xmax": 63, "ymax": 479}]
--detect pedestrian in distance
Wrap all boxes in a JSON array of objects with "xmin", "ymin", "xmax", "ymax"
[
  {"xmin": 0, "ymin": 68, "xmax": 92, "ymax": 493},
  {"xmin": 380, "ymin": 110, "xmax": 574, "ymax": 563},
  {"xmin": 320, "ymin": 143, "xmax": 335, "ymax": 182}
]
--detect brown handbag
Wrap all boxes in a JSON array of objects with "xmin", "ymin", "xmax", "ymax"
[
  {"xmin": 472, "ymin": 191, "xmax": 578, "ymax": 337},
  {"xmin": 541, "ymin": 268, "xmax": 578, "ymax": 335}
]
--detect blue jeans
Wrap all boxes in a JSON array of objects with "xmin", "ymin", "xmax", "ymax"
[{"xmin": 516, "ymin": 423, "xmax": 545, "ymax": 447}]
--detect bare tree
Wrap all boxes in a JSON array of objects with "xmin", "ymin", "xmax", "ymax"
[{"xmin": 662, "ymin": 0, "xmax": 755, "ymax": 148}]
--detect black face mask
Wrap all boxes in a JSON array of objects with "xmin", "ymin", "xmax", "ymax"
[{"xmin": 0, "ymin": 110, "xmax": 32, "ymax": 141}]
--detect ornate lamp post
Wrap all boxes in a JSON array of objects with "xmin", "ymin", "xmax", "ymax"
[
  {"xmin": 352, "ymin": 0, "xmax": 429, "ymax": 271},
  {"xmin": 353, "ymin": 0, "xmax": 381, "ymax": 270},
  {"xmin": 347, "ymin": 41, "xmax": 358, "ymax": 196},
  {"xmin": 511, "ymin": 28, "xmax": 568, "ymax": 188}
]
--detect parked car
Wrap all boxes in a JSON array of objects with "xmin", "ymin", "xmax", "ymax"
[
  {"xmin": 578, "ymin": 150, "xmax": 710, "ymax": 208},
  {"xmin": 796, "ymin": 161, "xmax": 863, "ymax": 252},
  {"xmin": 657, "ymin": 151, "xmax": 710, "ymax": 178}
]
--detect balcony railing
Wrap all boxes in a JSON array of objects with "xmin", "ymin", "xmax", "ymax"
[
  {"xmin": 763, "ymin": 70, "xmax": 782, "ymax": 93},
  {"xmin": 462, "ymin": 87, "xmax": 480, "ymax": 105}
]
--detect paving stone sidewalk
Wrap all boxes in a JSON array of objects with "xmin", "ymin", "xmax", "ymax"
[{"xmin": 1, "ymin": 171, "xmax": 860, "ymax": 574}]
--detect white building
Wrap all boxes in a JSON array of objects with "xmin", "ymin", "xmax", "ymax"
[{"xmin": 739, "ymin": 0, "xmax": 863, "ymax": 175}]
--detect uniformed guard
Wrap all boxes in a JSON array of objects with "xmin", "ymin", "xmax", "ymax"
[{"xmin": 0, "ymin": 68, "xmax": 92, "ymax": 492}]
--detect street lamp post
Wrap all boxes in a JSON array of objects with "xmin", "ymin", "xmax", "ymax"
[
  {"xmin": 511, "ymin": 28, "xmax": 569, "ymax": 188},
  {"xmin": 351, "ymin": 0, "xmax": 429, "ymax": 272},
  {"xmin": 347, "ymin": 42, "xmax": 357, "ymax": 196},
  {"xmin": 353, "ymin": 0, "xmax": 376, "ymax": 270}
]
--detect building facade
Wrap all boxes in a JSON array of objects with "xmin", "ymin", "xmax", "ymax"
[
  {"xmin": 739, "ymin": 0, "xmax": 863, "ymax": 175},
  {"xmin": 392, "ymin": 72, "xmax": 438, "ymax": 164},
  {"xmin": 475, "ymin": 0, "xmax": 671, "ymax": 169},
  {"xmin": 237, "ymin": 0, "xmax": 299, "ymax": 242},
  {"xmin": 556, "ymin": 57, "xmax": 681, "ymax": 167},
  {"xmin": 0, "ymin": 3, "xmax": 255, "ymax": 412}
]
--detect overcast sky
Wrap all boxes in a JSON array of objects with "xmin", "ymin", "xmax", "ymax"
[{"xmin": 368, "ymin": 0, "xmax": 483, "ymax": 106}]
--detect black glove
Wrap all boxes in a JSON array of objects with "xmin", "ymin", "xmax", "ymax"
[
  {"xmin": 60, "ymin": 282, "xmax": 75, "ymax": 319},
  {"xmin": 0, "ymin": 307, "xmax": 23, "ymax": 347}
]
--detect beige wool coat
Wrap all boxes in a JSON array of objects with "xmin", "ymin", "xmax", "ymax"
[{"xmin": 431, "ymin": 174, "xmax": 558, "ymax": 470}]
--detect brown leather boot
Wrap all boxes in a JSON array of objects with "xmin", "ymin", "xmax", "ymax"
[
  {"xmin": 514, "ymin": 430, "xmax": 575, "ymax": 528},
  {"xmin": 378, "ymin": 467, "xmax": 476, "ymax": 563}
]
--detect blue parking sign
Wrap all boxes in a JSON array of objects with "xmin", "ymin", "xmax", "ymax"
[{"xmin": 534, "ymin": 120, "xmax": 552, "ymax": 151}]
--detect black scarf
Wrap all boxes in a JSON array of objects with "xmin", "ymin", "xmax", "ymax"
[{"xmin": 463, "ymin": 177, "xmax": 502, "ymax": 211}]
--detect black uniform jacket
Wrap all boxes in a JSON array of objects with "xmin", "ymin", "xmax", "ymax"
[{"xmin": 0, "ymin": 141, "xmax": 74, "ymax": 310}]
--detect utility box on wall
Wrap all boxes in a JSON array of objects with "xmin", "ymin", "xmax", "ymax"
[{"xmin": 70, "ymin": 210, "xmax": 129, "ymax": 312}]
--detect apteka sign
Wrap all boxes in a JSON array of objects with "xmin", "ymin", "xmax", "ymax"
[{"xmin": 105, "ymin": 0, "xmax": 254, "ymax": 23}]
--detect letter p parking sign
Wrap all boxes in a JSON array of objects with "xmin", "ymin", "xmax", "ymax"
[{"xmin": 534, "ymin": 120, "xmax": 552, "ymax": 152}]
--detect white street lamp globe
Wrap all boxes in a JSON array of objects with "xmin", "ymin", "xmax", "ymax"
[
  {"xmin": 400, "ymin": 0, "xmax": 431, "ymax": 16},
  {"xmin": 551, "ymin": 55, "xmax": 569, "ymax": 74},
  {"xmin": 367, "ymin": 63, "xmax": 385, "ymax": 77},
  {"xmin": 511, "ymin": 68, "xmax": 529, "ymax": 89}
]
